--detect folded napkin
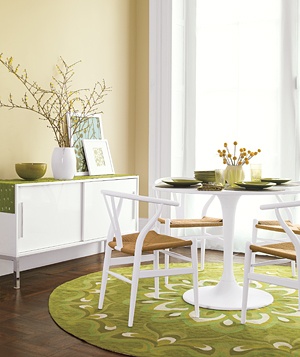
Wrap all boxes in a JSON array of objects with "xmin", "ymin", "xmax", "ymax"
[{"xmin": 197, "ymin": 183, "xmax": 223, "ymax": 191}]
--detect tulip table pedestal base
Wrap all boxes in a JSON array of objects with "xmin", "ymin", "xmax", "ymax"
[{"xmin": 183, "ymin": 279, "xmax": 274, "ymax": 310}]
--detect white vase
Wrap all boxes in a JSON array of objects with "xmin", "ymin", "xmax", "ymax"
[
  {"xmin": 224, "ymin": 165, "xmax": 245, "ymax": 187},
  {"xmin": 51, "ymin": 147, "xmax": 76, "ymax": 180}
]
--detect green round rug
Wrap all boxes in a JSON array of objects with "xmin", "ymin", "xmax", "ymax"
[{"xmin": 49, "ymin": 262, "xmax": 300, "ymax": 356}]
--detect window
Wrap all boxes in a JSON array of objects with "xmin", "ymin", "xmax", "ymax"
[
  {"xmin": 149, "ymin": 0, "xmax": 299, "ymax": 251},
  {"xmin": 195, "ymin": 0, "xmax": 281, "ymax": 175}
]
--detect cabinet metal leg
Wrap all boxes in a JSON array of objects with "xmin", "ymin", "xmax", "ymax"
[
  {"xmin": 0, "ymin": 255, "xmax": 20, "ymax": 288},
  {"xmin": 13, "ymin": 258, "xmax": 20, "ymax": 289}
]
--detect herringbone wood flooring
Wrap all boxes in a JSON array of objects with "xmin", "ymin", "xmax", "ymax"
[{"xmin": 0, "ymin": 249, "xmax": 245, "ymax": 356}]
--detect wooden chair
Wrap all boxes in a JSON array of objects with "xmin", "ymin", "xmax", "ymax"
[
  {"xmin": 251, "ymin": 195, "xmax": 296, "ymax": 276},
  {"xmin": 153, "ymin": 182, "xmax": 223, "ymax": 276},
  {"xmin": 241, "ymin": 200, "xmax": 300, "ymax": 324},
  {"xmin": 98, "ymin": 190, "xmax": 200, "ymax": 327}
]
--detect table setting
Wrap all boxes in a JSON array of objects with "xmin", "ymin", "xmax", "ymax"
[{"xmin": 157, "ymin": 141, "xmax": 297, "ymax": 192}]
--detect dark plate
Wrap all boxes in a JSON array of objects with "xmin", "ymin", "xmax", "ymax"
[
  {"xmin": 235, "ymin": 181, "xmax": 276, "ymax": 190},
  {"xmin": 261, "ymin": 178, "xmax": 291, "ymax": 185},
  {"xmin": 162, "ymin": 177, "xmax": 202, "ymax": 187}
]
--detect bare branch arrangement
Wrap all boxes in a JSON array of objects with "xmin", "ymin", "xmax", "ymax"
[{"xmin": 0, "ymin": 54, "xmax": 111, "ymax": 147}]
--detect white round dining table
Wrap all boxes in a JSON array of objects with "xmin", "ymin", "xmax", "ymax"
[{"xmin": 154, "ymin": 183, "xmax": 300, "ymax": 310}]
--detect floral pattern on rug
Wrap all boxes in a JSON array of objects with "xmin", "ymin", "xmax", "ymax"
[{"xmin": 49, "ymin": 263, "xmax": 300, "ymax": 356}]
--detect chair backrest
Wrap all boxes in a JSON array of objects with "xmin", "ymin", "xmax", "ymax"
[
  {"xmin": 101, "ymin": 190, "xmax": 180, "ymax": 252},
  {"xmin": 260, "ymin": 200, "xmax": 300, "ymax": 256},
  {"xmin": 274, "ymin": 195, "xmax": 294, "ymax": 222},
  {"xmin": 169, "ymin": 191, "xmax": 216, "ymax": 218},
  {"xmin": 152, "ymin": 179, "xmax": 217, "ymax": 219}
]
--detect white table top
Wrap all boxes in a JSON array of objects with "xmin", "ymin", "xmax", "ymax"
[{"xmin": 153, "ymin": 181, "xmax": 300, "ymax": 197}]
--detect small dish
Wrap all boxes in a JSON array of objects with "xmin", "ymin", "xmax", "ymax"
[
  {"xmin": 235, "ymin": 181, "xmax": 276, "ymax": 190},
  {"xmin": 162, "ymin": 177, "xmax": 202, "ymax": 187},
  {"xmin": 261, "ymin": 178, "xmax": 291, "ymax": 185}
]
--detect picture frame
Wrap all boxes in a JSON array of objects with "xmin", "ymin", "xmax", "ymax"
[
  {"xmin": 67, "ymin": 113, "xmax": 104, "ymax": 175},
  {"xmin": 82, "ymin": 139, "xmax": 115, "ymax": 175}
]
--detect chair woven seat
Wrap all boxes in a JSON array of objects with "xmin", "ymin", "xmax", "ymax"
[
  {"xmin": 256, "ymin": 220, "xmax": 300, "ymax": 235},
  {"xmin": 109, "ymin": 230, "xmax": 192, "ymax": 255},
  {"xmin": 158, "ymin": 216, "xmax": 223, "ymax": 228},
  {"xmin": 250, "ymin": 242, "xmax": 296, "ymax": 261}
]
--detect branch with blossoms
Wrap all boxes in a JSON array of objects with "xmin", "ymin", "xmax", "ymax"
[
  {"xmin": 0, "ymin": 54, "xmax": 111, "ymax": 147},
  {"xmin": 217, "ymin": 141, "xmax": 261, "ymax": 166}
]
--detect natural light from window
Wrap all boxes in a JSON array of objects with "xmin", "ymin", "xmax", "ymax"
[{"xmin": 195, "ymin": 0, "xmax": 281, "ymax": 178}]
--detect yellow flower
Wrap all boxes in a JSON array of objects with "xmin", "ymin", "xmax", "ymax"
[{"xmin": 217, "ymin": 141, "xmax": 261, "ymax": 166}]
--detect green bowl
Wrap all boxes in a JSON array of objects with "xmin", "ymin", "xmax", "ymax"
[{"xmin": 15, "ymin": 163, "xmax": 47, "ymax": 180}]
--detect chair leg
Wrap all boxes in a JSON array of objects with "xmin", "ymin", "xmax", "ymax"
[
  {"xmin": 200, "ymin": 238, "xmax": 206, "ymax": 271},
  {"xmin": 128, "ymin": 259, "xmax": 141, "ymax": 327},
  {"xmin": 296, "ymin": 260, "xmax": 300, "ymax": 310},
  {"xmin": 98, "ymin": 246, "xmax": 112, "ymax": 309},
  {"xmin": 291, "ymin": 260, "xmax": 296, "ymax": 277},
  {"xmin": 191, "ymin": 239, "xmax": 200, "ymax": 318},
  {"xmin": 241, "ymin": 242, "xmax": 252, "ymax": 324},
  {"xmin": 164, "ymin": 249, "xmax": 170, "ymax": 285},
  {"xmin": 154, "ymin": 250, "xmax": 160, "ymax": 299},
  {"xmin": 159, "ymin": 221, "xmax": 171, "ymax": 285},
  {"xmin": 250, "ymin": 220, "xmax": 258, "ymax": 274}
]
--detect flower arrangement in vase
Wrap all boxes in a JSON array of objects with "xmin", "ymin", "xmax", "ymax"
[
  {"xmin": 217, "ymin": 141, "xmax": 261, "ymax": 186},
  {"xmin": 0, "ymin": 54, "xmax": 111, "ymax": 179}
]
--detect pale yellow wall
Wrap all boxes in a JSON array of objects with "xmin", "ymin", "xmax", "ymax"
[
  {"xmin": 135, "ymin": 0, "xmax": 149, "ymax": 209},
  {"xmin": 0, "ymin": 0, "xmax": 149, "ymax": 214}
]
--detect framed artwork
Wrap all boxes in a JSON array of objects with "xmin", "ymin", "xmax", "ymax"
[
  {"xmin": 82, "ymin": 139, "xmax": 115, "ymax": 175},
  {"xmin": 67, "ymin": 113, "xmax": 104, "ymax": 175}
]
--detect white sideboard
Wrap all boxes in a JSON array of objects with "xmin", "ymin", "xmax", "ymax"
[{"xmin": 0, "ymin": 175, "xmax": 139, "ymax": 287}]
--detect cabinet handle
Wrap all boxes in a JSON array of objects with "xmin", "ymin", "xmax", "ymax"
[
  {"xmin": 19, "ymin": 202, "xmax": 24, "ymax": 239},
  {"xmin": 132, "ymin": 191, "xmax": 136, "ymax": 220}
]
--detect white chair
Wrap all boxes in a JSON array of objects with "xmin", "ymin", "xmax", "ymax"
[
  {"xmin": 241, "ymin": 200, "xmax": 300, "ymax": 324},
  {"xmin": 153, "ymin": 182, "xmax": 223, "ymax": 274},
  {"xmin": 251, "ymin": 195, "xmax": 296, "ymax": 276},
  {"xmin": 98, "ymin": 190, "xmax": 200, "ymax": 327}
]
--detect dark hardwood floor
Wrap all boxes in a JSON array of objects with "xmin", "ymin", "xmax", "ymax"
[{"xmin": 0, "ymin": 249, "xmax": 244, "ymax": 356}]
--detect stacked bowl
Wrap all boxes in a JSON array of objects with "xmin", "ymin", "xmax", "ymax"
[{"xmin": 194, "ymin": 170, "xmax": 215, "ymax": 183}]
